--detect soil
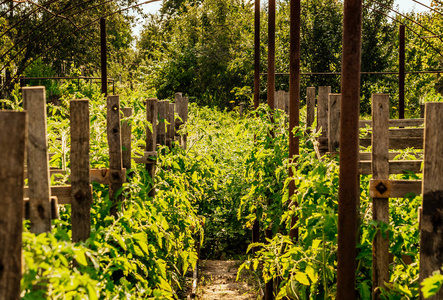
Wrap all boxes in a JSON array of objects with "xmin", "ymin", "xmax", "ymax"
[{"xmin": 194, "ymin": 260, "xmax": 259, "ymax": 300}]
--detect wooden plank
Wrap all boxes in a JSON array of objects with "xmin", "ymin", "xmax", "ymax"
[
  {"xmin": 0, "ymin": 111, "xmax": 26, "ymax": 300},
  {"xmin": 24, "ymin": 197, "xmax": 59, "ymax": 220},
  {"xmin": 146, "ymin": 99, "xmax": 158, "ymax": 197},
  {"xmin": 359, "ymin": 151, "xmax": 422, "ymax": 161},
  {"xmin": 359, "ymin": 160, "xmax": 422, "ymax": 175},
  {"xmin": 359, "ymin": 118, "xmax": 424, "ymax": 128},
  {"xmin": 146, "ymin": 98, "xmax": 158, "ymax": 151},
  {"xmin": 107, "ymin": 95, "xmax": 124, "ymax": 216},
  {"xmin": 362, "ymin": 128, "xmax": 424, "ymax": 138},
  {"xmin": 23, "ymin": 86, "xmax": 52, "ymax": 234},
  {"xmin": 121, "ymin": 107, "xmax": 133, "ymax": 171},
  {"xmin": 157, "ymin": 100, "xmax": 169, "ymax": 146},
  {"xmin": 306, "ymin": 87, "xmax": 316, "ymax": 130},
  {"xmin": 369, "ymin": 179, "xmax": 422, "ymax": 198},
  {"xmin": 359, "ymin": 137, "xmax": 424, "ymax": 149},
  {"xmin": 70, "ymin": 99, "xmax": 93, "ymax": 242},
  {"xmin": 328, "ymin": 94, "xmax": 340, "ymax": 153},
  {"xmin": 317, "ymin": 86, "xmax": 330, "ymax": 140},
  {"xmin": 133, "ymin": 151, "xmax": 158, "ymax": 164},
  {"xmin": 175, "ymin": 93, "xmax": 189, "ymax": 149},
  {"xmin": 24, "ymin": 185, "xmax": 93, "ymax": 205},
  {"xmin": 371, "ymin": 94, "xmax": 390, "ymax": 299},
  {"xmin": 420, "ymin": 102, "xmax": 443, "ymax": 299},
  {"xmin": 276, "ymin": 90, "xmax": 285, "ymax": 112},
  {"xmin": 168, "ymin": 103, "xmax": 175, "ymax": 147}
]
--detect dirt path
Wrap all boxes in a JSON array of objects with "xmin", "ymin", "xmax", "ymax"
[{"xmin": 195, "ymin": 260, "xmax": 258, "ymax": 300}]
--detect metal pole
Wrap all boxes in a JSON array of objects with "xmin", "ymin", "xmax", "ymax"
[
  {"xmin": 254, "ymin": 0, "xmax": 260, "ymax": 110},
  {"xmin": 265, "ymin": 1, "xmax": 276, "ymax": 299},
  {"xmin": 267, "ymin": 0, "xmax": 275, "ymax": 111},
  {"xmin": 288, "ymin": 0, "xmax": 300, "ymax": 241},
  {"xmin": 100, "ymin": 18, "xmax": 108, "ymax": 96},
  {"xmin": 252, "ymin": 0, "xmax": 261, "ymax": 255},
  {"xmin": 337, "ymin": 0, "xmax": 363, "ymax": 298},
  {"xmin": 399, "ymin": 24, "xmax": 405, "ymax": 119}
]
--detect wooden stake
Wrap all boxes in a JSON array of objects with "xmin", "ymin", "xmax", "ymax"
[
  {"xmin": 420, "ymin": 102, "xmax": 443, "ymax": 300},
  {"xmin": 168, "ymin": 102, "xmax": 175, "ymax": 147},
  {"xmin": 107, "ymin": 95, "xmax": 123, "ymax": 216},
  {"xmin": 175, "ymin": 93, "xmax": 189, "ymax": 149},
  {"xmin": 306, "ymin": 87, "xmax": 316, "ymax": 130},
  {"xmin": 23, "ymin": 86, "xmax": 52, "ymax": 234},
  {"xmin": 317, "ymin": 86, "xmax": 331, "ymax": 155},
  {"xmin": 0, "ymin": 111, "xmax": 26, "ymax": 300},
  {"xmin": 157, "ymin": 101, "xmax": 169, "ymax": 146},
  {"xmin": 371, "ymin": 94, "xmax": 390, "ymax": 300},
  {"xmin": 328, "ymin": 94, "xmax": 341, "ymax": 153},
  {"xmin": 70, "ymin": 99, "xmax": 92, "ymax": 242},
  {"xmin": 146, "ymin": 99, "xmax": 158, "ymax": 197},
  {"xmin": 121, "ymin": 107, "xmax": 133, "ymax": 171}
]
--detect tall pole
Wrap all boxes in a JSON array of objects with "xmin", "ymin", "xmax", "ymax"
[
  {"xmin": 337, "ymin": 0, "xmax": 363, "ymax": 298},
  {"xmin": 252, "ymin": 0, "xmax": 261, "ymax": 254},
  {"xmin": 100, "ymin": 18, "xmax": 108, "ymax": 96},
  {"xmin": 254, "ymin": 0, "xmax": 260, "ymax": 110},
  {"xmin": 288, "ymin": 0, "xmax": 300, "ymax": 241},
  {"xmin": 399, "ymin": 24, "xmax": 405, "ymax": 119},
  {"xmin": 265, "ymin": 1, "xmax": 276, "ymax": 299},
  {"xmin": 267, "ymin": 0, "xmax": 276, "ymax": 111}
]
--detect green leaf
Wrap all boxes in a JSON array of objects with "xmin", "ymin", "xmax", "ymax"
[
  {"xmin": 294, "ymin": 272, "xmax": 310, "ymax": 286},
  {"xmin": 73, "ymin": 248, "xmax": 88, "ymax": 267}
]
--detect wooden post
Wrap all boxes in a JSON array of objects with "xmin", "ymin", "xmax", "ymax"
[
  {"xmin": 284, "ymin": 91, "xmax": 289, "ymax": 114},
  {"xmin": 317, "ymin": 86, "xmax": 331, "ymax": 155},
  {"xmin": 371, "ymin": 94, "xmax": 390, "ymax": 300},
  {"xmin": 420, "ymin": 102, "xmax": 443, "ymax": 300},
  {"xmin": 328, "ymin": 94, "xmax": 341, "ymax": 153},
  {"xmin": 276, "ymin": 90, "xmax": 285, "ymax": 111},
  {"xmin": 157, "ymin": 100, "xmax": 169, "ymax": 146},
  {"xmin": 70, "ymin": 100, "xmax": 92, "ymax": 242},
  {"xmin": 107, "ymin": 95, "xmax": 124, "ymax": 216},
  {"xmin": 306, "ymin": 87, "xmax": 316, "ymax": 130},
  {"xmin": 0, "ymin": 111, "xmax": 26, "ymax": 300},
  {"xmin": 23, "ymin": 86, "xmax": 52, "ymax": 234},
  {"xmin": 121, "ymin": 107, "xmax": 133, "ymax": 171},
  {"xmin": 146, "ymin": 99, "xmax": 158, "ymax": 197},
  {"xmin": 239, "ymin": 102, "xmax": 245, "ymax": 117},
  {"xmin": 175, "ymin": 93, "xmax": 189, "ymax": 149},
  {"xmin": 168, "ymin": 102, "xmax": 175, "ymax": 147}
]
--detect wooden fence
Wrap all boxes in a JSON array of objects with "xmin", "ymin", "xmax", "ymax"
[
  {"xmin": 0, "ymin": 86, "xmax": 189, "ymax": 299},
  {"xmin": 308, "ymin": 87, "xmax": 443, "ymax": 299}
]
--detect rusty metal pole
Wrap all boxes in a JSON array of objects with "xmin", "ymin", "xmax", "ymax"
[
  {"xmin": 252, "ymin": 0, "xmax": 261, "ymax": 255},
  {"xmin": 265, "ymin": 2, "xmax": 276, "ymax": 298},
  {"xmin": 267, "ymin": 0, "xmax": 276, "ymax": 111},
  {"xmin": 399, "ymin": 24, "xmax": 405, "ymax": 119},
  {"xmin": 337, "ymin": 0, "xmax": 363, "ymax": 298},
  {"xmin": 254, "ymin": 0, "xmax": 260, "ymax": 110},
  {"xmin": 100, "ymin": 17, "xmax": 108, "ymax": 96},
  {"xmin": 288, "ymin": 0, "xmax": 300, "ymax": 241}
]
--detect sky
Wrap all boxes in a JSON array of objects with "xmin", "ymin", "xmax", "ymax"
[{"xmin": 132, "ymin": 0, "xmax": 434, "ymax": 36}]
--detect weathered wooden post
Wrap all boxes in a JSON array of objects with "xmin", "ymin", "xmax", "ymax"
[
  {"xmin": 276, "ymin": 90, "xmax": 285, "ymax": 111},
  {"xmin": 175, "ymin": 93, "xmax": 189, "ymax": 149},
  {"xmin": 239, "ymin": 102, "xmax": 245, "ymax": 117},
  {"xmin": 371, "ymin": 94, "xmax": 390, "ymax": 300},
  {"xmin": 70, "ymin": 99, "xmax": 93, "ymax": 242},
  {"xmin": 23, "ymin": 86, "xmax": 52, "ymax": 234},
  {"xmin": 317, "ymin": 86, "xmax": 331, "ymax": 156},
  {"xmin": 0, "ymin": 111, "xmax": 27, "ymax": 300},
  {"xmin": 146, "ymin": 98, "xmax": 158, "ymax": 197},
  {"xmin": 168, "ymin": 102, "xmax": 175, "ymax": 147},
  {"xmin": 107, "ymin": 95, "xmax": 124, "ymax": 216},
  {"xmin": 121, "ymin": 107, "xmax": 133, "ymax": 171},
  {"xmin": 306, "ymin": 87, "xmax": 316, "ymax": 130},
  {"xmin": 420, "ymin": 102, "xmax": 443, "ymax": 300},
  {"xmin": 157, "ymin": 100, "xmax": 169, "ymax": 146},
  {"xmin": 328, "ymin": 94, "xmax": 341, "ymax": 153}
]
